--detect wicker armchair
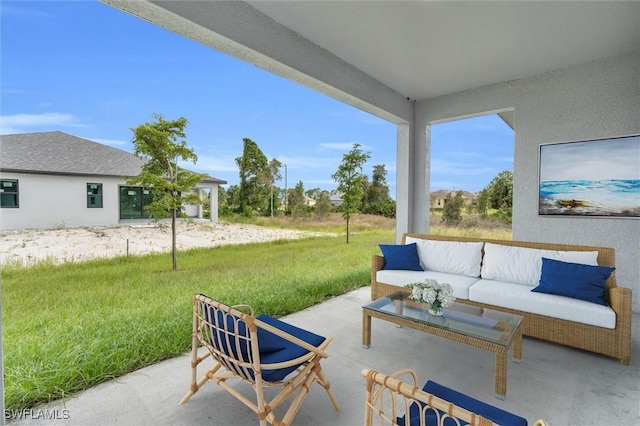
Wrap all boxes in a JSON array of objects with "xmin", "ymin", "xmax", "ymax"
[
  {"xmin": 363, "ymin": 368, "xmax": 548, "ymax": 426},
  {"xmin": 180, "ymin": 294, "xmax": 339, "ymax": 425}
]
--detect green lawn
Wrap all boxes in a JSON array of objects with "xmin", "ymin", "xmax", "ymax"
[{"xmin": 2, "ymin": 230, "xmax": 394, "ymax": 410}]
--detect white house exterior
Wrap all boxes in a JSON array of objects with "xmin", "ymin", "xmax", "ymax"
[{"xmin": 0, "ymin": 131, "xmax": 226, "ymax": 230}]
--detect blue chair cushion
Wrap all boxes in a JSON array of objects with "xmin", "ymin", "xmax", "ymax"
[
  {"xmin": 256, "ymin": 315, "xmax": 326, "ymax": 382},
  {"xmin": 380, "ymin": 243, "xmax": 423, "ymax": 271},
  {"xmin": 398, "ymin": 380, "xmax": 527, "ymax": 426},
  {"xmin": 198, "ymin": 296, "xmax": 326, "ymax": 382},
  {"xmin": 532, "ymin": 257, "xmax": 615, "ymax": 306},
  {"xmin": 202, "ymin": 303, "xmax": 285, "ymax": 360}
]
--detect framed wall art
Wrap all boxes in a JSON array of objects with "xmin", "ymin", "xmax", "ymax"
[{"xmin": 539, "ymin": 134, "xmax": 640, "ymax": 218}]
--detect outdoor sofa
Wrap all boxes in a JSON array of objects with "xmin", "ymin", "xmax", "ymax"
[{"xmin": 371, "ymin": 233, "xmax": 632, "ymax": 365}]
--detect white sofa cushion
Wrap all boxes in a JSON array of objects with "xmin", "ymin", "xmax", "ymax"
[
  {"xmin": 376, "ymin": 270, "xmax": 480, "ymax": 300},
  {"xmin": 480, "ymin": 243, "xmax": 599, "ymax": 286},
  {"xmin": 405, "ymin": 237, "xmax": 483, "ymax": 277},
  {"xmin": 468, "ymin": 279, "xmax": 615, "ymax": 329}
]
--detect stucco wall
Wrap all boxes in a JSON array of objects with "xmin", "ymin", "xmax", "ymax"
[
  {"xmin": 0, "ymin": 173, "xmax": 221, "ymax": 230},
  {"xmin": 417, "ymin": 50, "xmax": 640, "ymax": 311},
  {"xmin": 0, "ymin": 174, "xmax": 123, "ymax": 229}
]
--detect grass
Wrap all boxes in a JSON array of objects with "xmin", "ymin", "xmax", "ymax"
[
  {"xmin": 428, "ymin": 213, "xmax": 512, "ymax": 240},
  {"xmin": 222, "ymin": 211, "xmax": 398, "ymax": 234},
  {"xmin": 228, "ymin": 212, "xmax": 512, "ymax": 240},
  {"xmin": 2, "ymin": 212, "xmax": 510, "ymax": 410},
  {"xmin": 2, "ymin": 228, "xmax": 394, "ymax": 411}
]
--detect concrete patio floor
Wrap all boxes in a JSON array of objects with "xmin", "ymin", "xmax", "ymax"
[{"xmin": 10, "ymin": 287, "xmax": 640, "ymax": 426}]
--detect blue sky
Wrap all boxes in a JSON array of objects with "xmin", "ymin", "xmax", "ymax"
[{"xmin": 0, "ymin": 0, "xmax": 514, "ymax": 195}]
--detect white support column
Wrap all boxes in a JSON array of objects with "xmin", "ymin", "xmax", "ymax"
[
  {"xmin": 197, "ymin": 189, "xmax": 204, "ymax": 219},
  {"xmin": 413, "ymin": 118, "xmax": 430, "ymax": 234},
  {"xmin": 395, "ymin": 101, "xmax": 430, "ymax": 240},
  {"xmin": 210, "ymin": 185, "xmax": 219, "ymax": 223},
  {"xmin": 395, "ymin": 123, "xmax": 412, "ymax": 243}
]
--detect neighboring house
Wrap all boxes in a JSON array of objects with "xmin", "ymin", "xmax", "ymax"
[
  {"xmin": 430, "ymin": 190, "xmax": 477, "ymax": 210},
  {"xmin": 329, "ymin": 193, "xmax": 343, "ymax": 207},
  {"xmin": 0, "ymin": 131, "xmax": 226, "ymax": 230},
  {"xmin": 303, "ymin": 195, "xmax": 316, "ymax": 206}
]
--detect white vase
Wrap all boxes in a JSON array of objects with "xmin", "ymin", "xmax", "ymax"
[{"xmin": 428, "ymin": 305, "xmax": 443, "ymax": 316}]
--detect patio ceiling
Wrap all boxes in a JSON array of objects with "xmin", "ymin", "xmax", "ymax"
[
  {"xmin": 247, "ymin": 1, "xmax": 639, "ymax": 100},
  {"xmin": 102, "ymin": 1, "xmax": 639, "ymax": 120}
]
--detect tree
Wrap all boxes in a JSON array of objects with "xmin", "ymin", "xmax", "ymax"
[
  {"xmin": 288, "ymin": 180, "xmax": 305, "ymax": 215},
  {"xmin": 332, "ymin": 143, "xmax": 371, "ymax": 243},
  {"xmin": 128, "ymin": 113, "xmax": 208, "ymax": 271},
  {"xmin": 236, "ymin": 138, "xmax": 269, "ymax": 215},
  {"xmin": 218, "ymin": 186, "xmax": 232, "ymax": 217},
  {"xmin": 476, "ymin": 188, "xmax": 489, "ymax": 218},
  {"xmin": 363, "ymin": 164, "xmax": 392, "ymax": 216},
  {"xmin": 441, "ymin": 190, "xmax": 464, "ymax": 226},
  {"xmin": 314, "ymin": 190, "xmax": 333, "ymax": 219},
  {"xmin": 225, "ymin": 184, "xmax": 241, "ymax": 212},
  {"xmin": 268, "ymin": 158, "xmax": 282, "ymax": 217},
  {"xmin": 305, "ymin": 188, "xmax": 323, "ymax": 200},
  {"xmin": 486, "ymin": 170, "xmax": 513, "ymax": 209}
]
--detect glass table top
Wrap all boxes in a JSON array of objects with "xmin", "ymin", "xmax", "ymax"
[{"xmin": 364, "ymin": 292, "xmax": 523, "ymax": 347}]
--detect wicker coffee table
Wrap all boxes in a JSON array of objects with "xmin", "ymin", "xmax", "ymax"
[{"xmin": 362, "ymin": 292, "xmax": 523, "ymax": 399}]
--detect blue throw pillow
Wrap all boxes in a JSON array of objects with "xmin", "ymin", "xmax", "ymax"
[
  {"xmin": 256, "ymin": 315, "xmax": 326, "ymax": 381},
  {"xmin": 380, "ymin": 243, "xmax": 423, "ymax": 271},
  {"xmin": 531, "ymin": 258, "xmax": 615, "ymax": 306}
]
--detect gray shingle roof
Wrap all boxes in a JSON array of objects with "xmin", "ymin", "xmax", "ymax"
[{"xmin": 0, "ymin": 131, "xmax": 226, "ymax": 184}]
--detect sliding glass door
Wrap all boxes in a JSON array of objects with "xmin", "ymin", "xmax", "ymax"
[{"xmin": 119, "ymin": 186, "xmax": 153, "ymax": 219}]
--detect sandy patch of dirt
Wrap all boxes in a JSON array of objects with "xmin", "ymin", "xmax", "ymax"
[{"xmin": 0, "ymin": 222, "xmax": 331, "ymax": 266}]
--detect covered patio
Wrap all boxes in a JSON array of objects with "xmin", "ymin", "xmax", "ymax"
[
  {"xmin": 9, "ymin": 287, "xmax": 640, "ymax": 425},
  {"xmin": 100, "ymin": 0, "xmax": 640, "ymax": 311},
  {"xmin": 9, "ymin": 1, "xmax": 636, "ymax": 425}
]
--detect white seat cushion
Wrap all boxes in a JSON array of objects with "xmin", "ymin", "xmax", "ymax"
[
  {"xmin": 405, "ymin": 237, "xmax": 483, "ymax": 277},
  {"xmin": 376, "ymin": 270, "xmax": 480, "ymax": 300},
  {"xmin": 480, "ymin": 243, "xmax": 599, "ymax": 287},
  {"xmin": 468, "ymin": 279, "xmax": 615, "ymax": 329}
]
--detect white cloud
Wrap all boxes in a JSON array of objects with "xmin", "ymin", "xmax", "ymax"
[{"xmin": 0, "ymin": 112, "xmax": 83, "ymax": 134}]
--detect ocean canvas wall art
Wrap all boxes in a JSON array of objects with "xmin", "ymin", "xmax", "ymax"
[{"xmin": 539, "ymin": 135, "xmax": 640, "ymax": 218}]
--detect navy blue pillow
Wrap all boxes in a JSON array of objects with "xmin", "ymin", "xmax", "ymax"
[
  {"xmin": 380, "ymin": 243, "xmax": 423, "ymax": 271},
  {"xmin": 200, "ymin": 299, "xmax": 285, "ymax": 358},
  {"xmin": 257, "ymin": 315, "xmax": 326, "ymax": 381},
  {"xmin": 532, "ymin": 257, "xmax": 615, "ymax": 306}
]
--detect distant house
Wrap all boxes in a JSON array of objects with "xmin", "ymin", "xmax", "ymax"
[
  {"xmin": 329, "ymin": 193, "xmax": 343, "ymax": 207},
  {"xmin": 303, "ymin": 195, "xmax": 316, "ymax": 207},
  {"xmin": 0, "ymin": 131, "xmax": 226, "ymax": 230},
  {"xmin": 430, "ymin": 190, "xmax": 477, "ymax": 210}
]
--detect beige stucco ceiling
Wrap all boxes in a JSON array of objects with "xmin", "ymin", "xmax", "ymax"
[{"xmin": 247, "ymin": 1, "xmax": 639, "ymax": 100}]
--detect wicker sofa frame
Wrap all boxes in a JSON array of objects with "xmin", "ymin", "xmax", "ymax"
[{"xmin": 371, "ymin": 234, "xmax": 632, "ymax": 365}]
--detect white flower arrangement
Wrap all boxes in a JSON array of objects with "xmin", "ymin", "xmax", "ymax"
[{"xmin": 405, "ymin": 279, "xmax": 455, "ymax": 310}]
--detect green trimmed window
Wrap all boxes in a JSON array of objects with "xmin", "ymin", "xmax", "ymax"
[
  {"xmin": 0, "ymin": 179, "xmax": 19, "ymax": 208},
  {"xmin": 87, "ymin": 183, "xmax": 103, "ymax": 208},
  {"xmin": 119, "ymin": 186, "xmax": 153, "ymax": 219}
]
